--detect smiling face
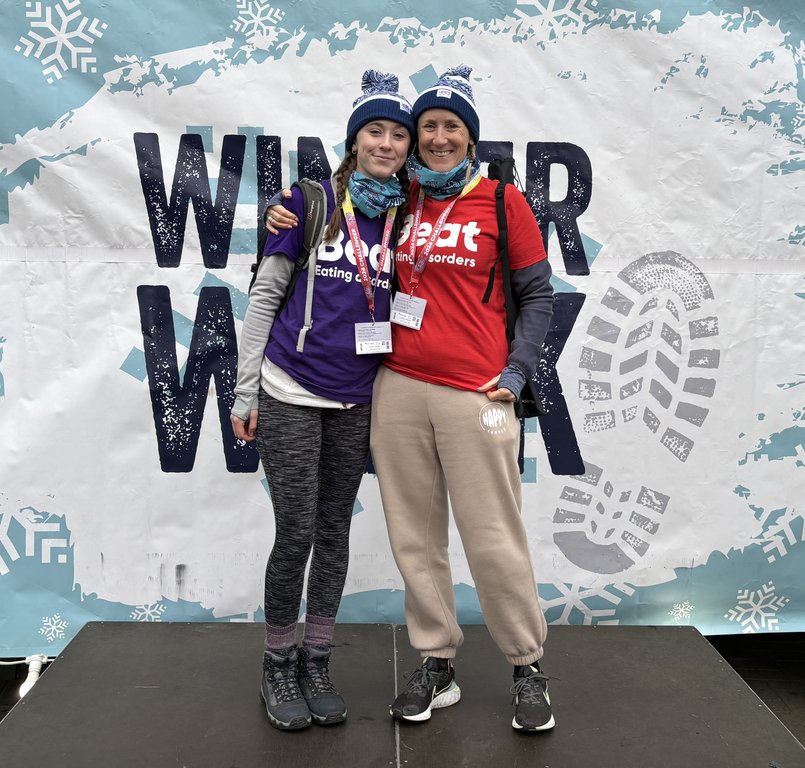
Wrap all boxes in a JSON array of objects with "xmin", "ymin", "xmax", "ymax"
[
  {"xmin": 416, "ymin": 108, "xmax": 471, "ymax": 173},
  {"xmin": 352, "ymin": 120, "xmax": 411, "ymax": 181}
]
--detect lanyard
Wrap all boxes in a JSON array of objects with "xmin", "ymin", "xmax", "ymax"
[
  {"xmin": 343, "ymin": 188, "xmax": 397, "ymax": 321},
  {"xmin": 407, "ymin": 173, "xmax": 482, "ymax": 295}
]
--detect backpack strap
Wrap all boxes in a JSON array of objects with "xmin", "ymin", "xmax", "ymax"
[
  {"xmin": 482, "ymin": 157, "xmax": 517, "ymax": 305},
  {"xmin": 248, "ymin": 178, "xmax": 327, "ymax": 351},
  {"xmin": 481, "ymin": 182, "xmax": 517, "ymax": 342},
  {"xmin": 495, "ymin": 181, "xmax": 517, "ymax": 344},
  {"xmin": 480, "ymin": 186, "xmax": 501, "ymax": 305},
  {"xmin": 292, "ymin": 178, "xmax": 327, "ymax": 352},
  {"xmin": 249, "ymin": 179, "xmax": 325, "ymax": 296}
]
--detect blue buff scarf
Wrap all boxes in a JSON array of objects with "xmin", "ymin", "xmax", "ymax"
[
  {"xmin": 347, "ymin": 172, "xmax": 407, "ymax": 218},
  {"xmin": 408, "ymin": 154, "xmax": 482, "ymax": 200}
]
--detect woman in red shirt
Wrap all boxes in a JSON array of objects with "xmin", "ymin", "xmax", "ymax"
[{"xmin": 370, "ymin": 66, "xmax": 556, "ymax": 733}]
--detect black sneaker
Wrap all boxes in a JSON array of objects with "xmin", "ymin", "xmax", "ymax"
[
  {"xmin": 297, "ymin": 645, "xmax": 347, "ymax": 725},
  {"xmin": 390, "ymin": 657, "xmax": 461, "ymax": 722},
  {"xmin": 260, "ymin": 648, "xmax": 311, "ymax": 730},
  {"xmin": 511, "ymin": 663, "xmax": 555, "ymax": 732}
]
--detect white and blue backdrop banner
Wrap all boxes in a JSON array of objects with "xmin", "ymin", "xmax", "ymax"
[{"xmin": 0, "ymin": 0, "xmax": 803, "ymax": 656}]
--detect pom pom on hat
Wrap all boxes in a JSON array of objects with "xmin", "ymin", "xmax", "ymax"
[
  {"xmin": 346, "ymin": 69, "xmax": 415, "ymax": 151},
  {"xmin": 355, "ymin": 70, "xmax": 401, "ymax": 104},
  {"xmin": 412, "ymin": 65, "xmax": 480, "ymax": 143}
]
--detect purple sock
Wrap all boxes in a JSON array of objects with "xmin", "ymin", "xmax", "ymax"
[
  {"xmin": 265, "ymin": 621, "xmax": 297, "ymax": 652},
  {"xmin": 303, "ymin": 615, "xmax": 335, "ymax": 648}
]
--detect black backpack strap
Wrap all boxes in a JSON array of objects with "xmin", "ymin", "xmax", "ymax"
[
  {"xmin": 492, "ymin": 182, "xmax": 517, "ymax": 344},
  {"xmin": 248, "ymin": 178, "xmax": 327, "ymax": 300},
  {"xmin": 481, "ymin": 183, "xmax": 505, "ymax": 305},
  {"xmin": 277, "ymin": 178, "xmax": 326, "ymax": 316},
  {"xmin": 481, "ymin": 261, "xmax": 497, "ymax": 304},
  {"xmin": 493, "ymin": 180, "xmax": 530, "ymax": 471},
  {"xmin": 295, "ymin": 178, "xmax": 328, "ymax": 268},
  {"xmin": 289, "ymin": 178, "xmax": 327, "ymax": 352}
]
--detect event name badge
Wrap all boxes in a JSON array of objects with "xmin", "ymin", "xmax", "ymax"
[
  {"xmin": 391, "ymin": 293, "xmax": 427, "ymax": 330},
  {"xmin": 355, "ymin": 321, "xmax": 393, "ymax": 355}
]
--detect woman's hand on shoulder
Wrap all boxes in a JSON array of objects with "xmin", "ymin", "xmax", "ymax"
[
  {"xmin": 476, "ymin": 374, "xmax": 516, "ymax": 402},
  {"xmin": 265, "ymin": 187, "xmax": 298, "ymax": 234},
  {"xmin": 230, "ymin": 410, "xmax": 258, "ymax": 441}
]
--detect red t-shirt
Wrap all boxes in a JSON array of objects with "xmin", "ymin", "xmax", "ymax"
[{"xmin": 386, "ymin": 176, "xmax": 547, "ymax": 390}]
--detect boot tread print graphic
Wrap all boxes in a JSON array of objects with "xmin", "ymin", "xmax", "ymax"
[
  {"xmin": 579, "ymin": 251, "xmax": 720, "ymax": 462},
  {"xmin": 553, "ymin": 463, "xmax": 670, "ymax": 574}
]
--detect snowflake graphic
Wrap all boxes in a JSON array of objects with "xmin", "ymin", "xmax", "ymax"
[
  {"xmin": 130, "ymin": 602, "xmax": 167, "ymax": 622},
  {"xmin": 540, "ymin": 581, "xmax": 633, "ymax": 625},
  {"xmin": 39, "ymin": 613, "xmax": 68, "ymax": 643},
  {"xmin": 669, "ymin": 601, "xmax": 695, "ymax": 621},
  {"xmin": 724, "ymin": 581, "xmax": 790, "ymax": 633},
  {"xmin": 15, "ymin": 0, "xmax": 108, "ymax": 85},
  {"xmin": 752, "ymin": 509, "xmax": 804, "ymax": 563},
  {"xmin": 0, "ymin": 502, "xmax": 71, "ymax": 576},
  {"xmin": 513, "ymin": 0, "xmax": 598, "ymax": 41},
  {"xmin": 230, "ymin": 0, "xmax": 285, "ymax": 39}
]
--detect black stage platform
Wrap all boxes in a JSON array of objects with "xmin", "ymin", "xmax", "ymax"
[{"xmin": 1, "ymin": 622, "xmax": 803, "ymax": 767}]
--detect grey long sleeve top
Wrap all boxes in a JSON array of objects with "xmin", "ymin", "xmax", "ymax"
[
  {"xmin": 497, "ymin": 257, "xmax": 555, "ymax": 396},
  {"xmin": 231, "ymin": 254, "xmax": 294, "ymax": 420}
]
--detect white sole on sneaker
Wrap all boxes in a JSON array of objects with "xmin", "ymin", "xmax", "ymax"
[
  {"xmin": 394, "ymin": 681, "xmax": 462, "ymax": 722},
  {"xmin": 432, "ymin": 681, "xmax": 461, "ymax": 710},
  {"xmin": 512, "ymin": 712, "xmax": 556, "ymax": 731}
]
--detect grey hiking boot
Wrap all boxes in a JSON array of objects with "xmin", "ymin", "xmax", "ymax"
[
  {"xmin": 260, "ymin": 648, "xmax": 311, "ymax": 730},
  {"xmin": 297, "ymin": 645, "xmax": 347, "ymax": 725}
]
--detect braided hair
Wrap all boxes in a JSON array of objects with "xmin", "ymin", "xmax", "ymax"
[{"xmin": 324, "ymin": 153, "xmax": 357, "ymax": 245}]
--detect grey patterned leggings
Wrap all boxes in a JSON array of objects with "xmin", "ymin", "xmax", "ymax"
[{"xmin": 256, "ymin": 390, "xmax": 371, "ymax": 630}]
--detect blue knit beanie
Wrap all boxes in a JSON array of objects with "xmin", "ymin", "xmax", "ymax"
[
  {"xmin": 412, "ymin": 65, "xmax": 480, "ymax": 143},
  {"xmin": 346, "ymin": 70, "xmax": 415, "ymax": 152}
]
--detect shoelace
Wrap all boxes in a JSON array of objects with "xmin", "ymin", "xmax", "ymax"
[
  {"xmin": 268, "ymin": 666, "xmax": 303, "ymax": 703},
  {"xmin": 402, "ymin": 666, "xmax": 440, "ymax": 696},
  {"xmin": 301, "ymin": 658, "xmax": 338, "ymax": 696},
  {"xmin": 511, "ymin": 672, "xmax": 550, "ymax": 705}
]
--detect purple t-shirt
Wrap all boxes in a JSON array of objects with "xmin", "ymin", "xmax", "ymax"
[{"xmin": 263, "ymin": 180, "xmax": 394, "ymax": 403}]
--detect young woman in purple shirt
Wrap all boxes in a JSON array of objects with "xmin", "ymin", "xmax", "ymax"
[{"xmin": 230, "ymin": 70, "xmax": 414, "ymax": 731}]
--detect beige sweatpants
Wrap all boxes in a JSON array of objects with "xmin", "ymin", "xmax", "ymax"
[{"xmin": 370, "ymin": 366, "xmax": 547, "ymax": 666}]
